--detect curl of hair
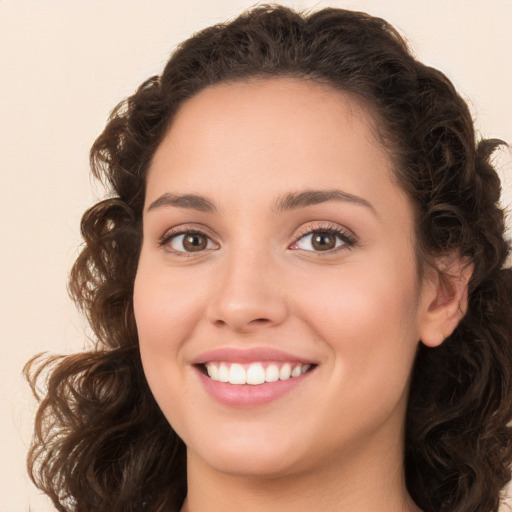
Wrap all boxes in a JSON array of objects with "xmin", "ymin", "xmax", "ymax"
[{"xmin": 25, "ymin": 5, "xmax": 512, "ymax": 512}]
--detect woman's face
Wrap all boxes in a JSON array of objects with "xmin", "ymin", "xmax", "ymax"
[{"xmin": 134, "ymin": 78, "xmax": 437, "ymax": 479}]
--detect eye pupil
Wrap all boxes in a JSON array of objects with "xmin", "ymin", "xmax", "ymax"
[
  {"xmin": 312, "ymin": 232, "xmax": 336, "ymax": 251},
  {"xmin": 183, "ymin": 233, "xmax": 207, "ymax": 252}
]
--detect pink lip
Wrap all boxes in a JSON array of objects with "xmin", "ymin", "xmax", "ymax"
[
  {"xmin": 192, "ymin": 347, "xmax": 317, "ymax": 408},
  {"xmin": 192, "ymin": 347, "xmax": 315, "ymax": 365}
]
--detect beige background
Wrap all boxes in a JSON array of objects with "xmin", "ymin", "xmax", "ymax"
[{"xmin": 1, "ymin": 1, "xmax": 511, "ymax": 510}]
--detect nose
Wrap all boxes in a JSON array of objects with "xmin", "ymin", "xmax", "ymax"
[{"xmin": 206, "ymin": 248, "xmax": 288, "ymax": 333}]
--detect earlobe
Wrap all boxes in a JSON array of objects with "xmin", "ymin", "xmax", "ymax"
[{"xmin": 419, "ymin": 256, "xmax": 473, "ymax": 348}]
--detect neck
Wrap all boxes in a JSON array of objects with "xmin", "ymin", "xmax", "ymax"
[{"xmin": 181, "ymin": 425, "xmax": 421, "ymax": 512}]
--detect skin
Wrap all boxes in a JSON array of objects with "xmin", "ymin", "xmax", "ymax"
[{"xmin": 134, "ymin": 78, "xmax": 468, "ymax": 512}]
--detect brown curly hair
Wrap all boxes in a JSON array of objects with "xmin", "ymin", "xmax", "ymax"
[{"xmin": 25, "ymin": 5, "xmax": 512, "ymax": 512}]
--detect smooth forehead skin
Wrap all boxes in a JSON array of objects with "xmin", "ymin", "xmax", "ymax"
[{"xmin": 146, "ymin": 78, "xmax": 403, "ymax": 223}]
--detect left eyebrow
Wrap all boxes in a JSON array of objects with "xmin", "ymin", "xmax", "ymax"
[{"xmin": 273, "ymin": 189, "xmax": 376, "ymax": 214}]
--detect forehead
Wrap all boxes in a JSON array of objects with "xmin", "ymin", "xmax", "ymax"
[{"xmin": 146, "ymin": 78, "xmax": 405, "ymax": 218}]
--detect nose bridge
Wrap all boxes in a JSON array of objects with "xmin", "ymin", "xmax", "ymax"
[{"xmin": 206, "ymin": 239, "xmax": 287, "ymax": 331}]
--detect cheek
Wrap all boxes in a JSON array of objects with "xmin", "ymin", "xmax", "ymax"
[
  {"xmin": 133, "ymin": 261, "xmax": 206, "ymax": 429},
  {"xmin": 132, "ymin": 258, "xmax": 210, "ymax": 416},
  {"xmin": 295, "ymin": 259, "xmax": 421, "ymax": 383},
  {"xmin": 133, "ymin": 260, "xmax": 206, "ymax": 349},
  {"xmin": 298, "ymin": 263, "xmax": 421, "ymax": 433},
  {"xmin": 300, "ymin": 261, "xmax": 419, "ymax": 332}
]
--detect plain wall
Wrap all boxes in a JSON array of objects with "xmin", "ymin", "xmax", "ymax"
[{"xmin": 1, "ymin": 1, "xmax": 511, "ymax": 510}]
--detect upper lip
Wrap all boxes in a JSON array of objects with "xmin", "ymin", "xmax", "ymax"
[{"xmin": 192, "ymin": 347, "xmax": 318, "ymax": 365}]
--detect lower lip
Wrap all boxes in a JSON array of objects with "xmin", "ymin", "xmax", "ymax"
[{"xmin": 196, "ymin": 368, "xmax": 314, "ymax": 407}]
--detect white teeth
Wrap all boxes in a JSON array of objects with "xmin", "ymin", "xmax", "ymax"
[
  {"xmin": 265, "ymin": 364, "xmax": 280, "ymax": 382},
  {"xmin": 204, "ymin": 361, "xmax": 312, "ymax": 385},
  {"xmin": 228, "ymin": 363, "xmax": 246, "ymax": 384},
  {"xmin": 218, "ymin": 363, "xmax": 229, "ymax": 382},
  {"xmin": 246, "ymin": 363, "xmax": 265, "ymax": 385},
  {"xmin": 291, "ymin": 364, "xmax": 302, "ymax": 377},
  {"xmin": 279, "ymin": 363, "xmax": 291, "ymax": 380},
  {"xmin": 206, "ymin": 363, "xmax": 218, "ymax": 380}
]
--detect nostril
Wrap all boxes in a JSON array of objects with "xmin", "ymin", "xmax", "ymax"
[{"xmin": 213, "ymin": 317, "xmax": 272, "ymax": 333}]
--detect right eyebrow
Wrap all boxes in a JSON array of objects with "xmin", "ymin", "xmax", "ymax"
[{"xmin": 146, "ymin": 193, "xmax": 216, "ymax": 213}]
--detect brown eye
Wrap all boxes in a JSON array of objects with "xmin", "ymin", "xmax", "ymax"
[
  {"xmin": 182, "ymin": 233, "xmax": 207, "ymax": 252},
  {"xmin": 292, "ymin": 227, "xmax": 352, "ymax": 253},
  {"xmin": 311, "ymin": 232, "xmax": 337, "ymax": 251},
  {"xmin": 167, "ymin": 231, "xmax": 215, "ymax": 253}
]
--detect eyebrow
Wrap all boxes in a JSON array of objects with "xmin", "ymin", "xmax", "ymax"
[
  {"xmin": 273, "ymin": 189, "xmax": 376, "ymax": 214},
  {"xmin": 146, "ymin": 189, "xmax": 375, "ymax": 215},
  {"xmin": 147, "ymin": 193, "xmax": 216, "ymax": 213}
]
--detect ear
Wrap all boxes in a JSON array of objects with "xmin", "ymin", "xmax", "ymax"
[{"xmin": 419, "ymin": 254, "xmax": 473, "ymax": 348}]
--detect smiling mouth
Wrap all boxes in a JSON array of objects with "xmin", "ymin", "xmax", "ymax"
[{"xmin": 198, "ymin": 361, "xmax": 315, "ymax": 385}]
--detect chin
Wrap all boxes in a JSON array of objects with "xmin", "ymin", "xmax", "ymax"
[
  {"xmin": 185, "ymin": 426, "xmax": 310, "ymax": 478},
  {"xmin": 200, "ymin": 450, "xmax": 302, "ymax": 478}
]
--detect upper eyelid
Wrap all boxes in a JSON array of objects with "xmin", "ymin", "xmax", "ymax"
[
  {"xmin": 292, "ymin": 221, "xmax": 357, "ymax": 245},
  {"xmin": 293, "ymin": 222, "xmax": 352, "ymax": 238},
  {"xmin": 159, "ymin": 224, "xmax": 218, "ymax": 243}
]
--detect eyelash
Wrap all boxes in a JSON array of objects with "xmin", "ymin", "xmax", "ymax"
[{"xmin": 158, "ymin": 223, "xmax": 357, "ymax": 256}]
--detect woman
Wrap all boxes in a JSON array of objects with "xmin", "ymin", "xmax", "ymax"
[{"xmin": 26, "ymin": 5, "xmax": 512, "ymax": 512}]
